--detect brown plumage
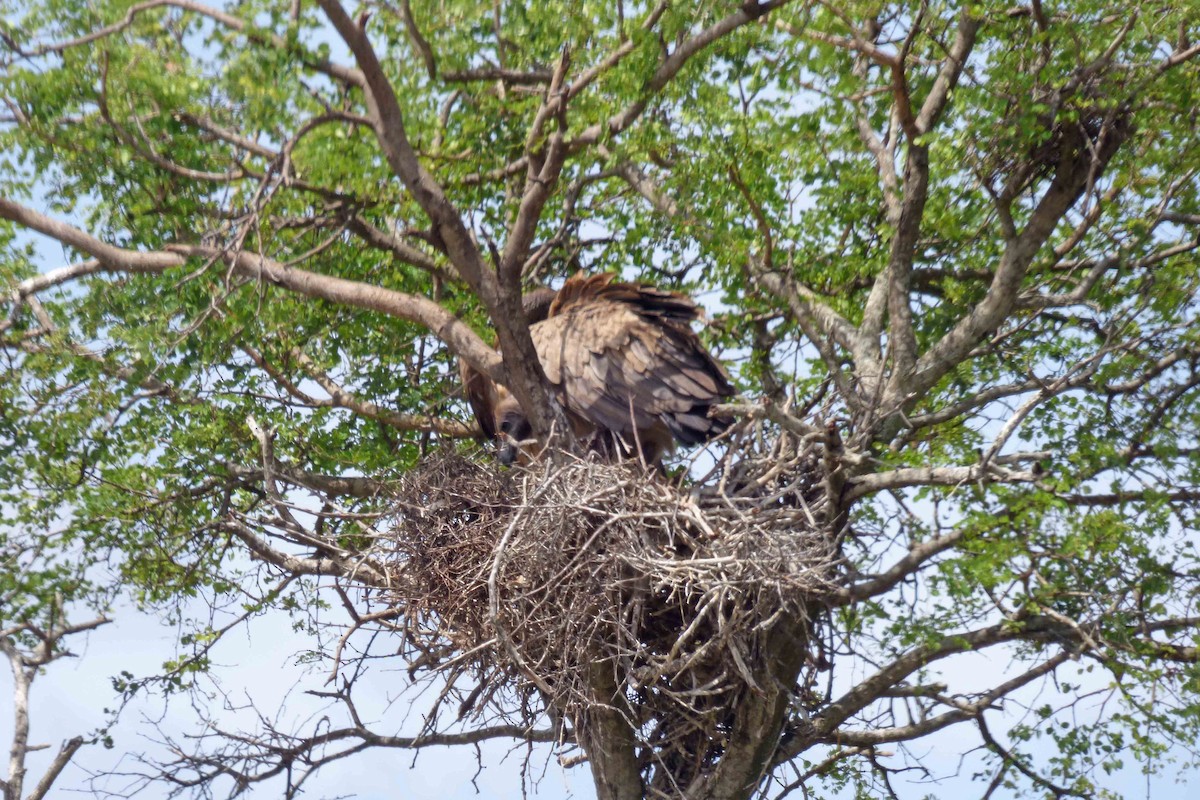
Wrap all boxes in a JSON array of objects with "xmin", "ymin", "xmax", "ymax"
[{"xmin": 460, "ymin": 274, "xmax": 734, "ymax": 465}]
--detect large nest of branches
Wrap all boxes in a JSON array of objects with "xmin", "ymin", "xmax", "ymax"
[{"xmin": 380, "ymin": 420, "xmax": 840, "ymax": 784}]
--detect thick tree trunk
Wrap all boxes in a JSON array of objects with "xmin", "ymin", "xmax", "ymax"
[
  {"xmin": 580, "ymin": 661, "xmax": 644, "ymax": 800},
  {"xmin": 683, "ymin": 616, "xmax": 813, "ymax": 800}
]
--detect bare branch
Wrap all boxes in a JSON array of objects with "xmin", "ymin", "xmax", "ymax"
[
  {"xmin": 845, "ymin": 462, "xmax": 1040, "ymax": 502},
  {"xmin": 397, "ymin": 0, "xmax": 438, "ymax": 79},
  {"xmin": 976, "ymin": 714, "xmax": 1087, "ymax": 798},
  {"xmin": 754, "ymin": 267, "xmax": 862, "ymax": 407},
  {"xmin": 315, "ymin": 0, "xmax": 558, "ymax": 438},
  {"xmin": 3, "ymin": 613, "xmax": 110, "ymax": 800},
  {"xmin": 9, "ymin": 260, "xmax": 103, "ymax": 298},
  {"xmin": 565, "ymin": 1, "xmax": 671, "ymax": 103},
  {"xmin": 571, "ymin": 1, "xmax": 796, "ymax": 148},
  {"xmin": 25, "ymin": 736, "xmax": 84, "ymax": 800},
  {"xmin": 243, "ymin": 346, "xmax": 478, "ymax": 437},
  {"xmin": 313, "ymin": 0, "xmax": 487, "ymax": 290},
  {"xmin": 0, "ymin": 198, "xmax": 181, "ymax": 273},
  {"xmin": 829, "ymin": 651, "xmax": 1070, "ymax": 747},
  {"xmin": 831, "ymin": 526, "xmax": 969, "ymax": 605},
  {"xmin": 500, "ymin": 46, "xmax": 572, "ymax": 284},
  {"xmin": 1055, "ymin": 488, "xmax": 1200, "ymax": 507},
  {"xmin": 902, "ymin": 109, "xmax": 1133, "ymax": 411},
  {"xmin": 345, "ymin": 216, "xmax": 451, "ymax": 280},
  {"xmin": 791, "ymin": 25, "xmax": 899, "ymax": 68},
  {"xmin": 778, "ymin": 617, "xmax": 1083, "ymax": 762},
  {"xmin": 219, "ymin": 519, "xmax": 386, "ymax": 585},
  {"xmin": 223, "ymin": 464, "xmax": 393, "ymax": 500},
  {"xmin": 4, "ymin": 0, "xmax": 364, "ymax": 86}
]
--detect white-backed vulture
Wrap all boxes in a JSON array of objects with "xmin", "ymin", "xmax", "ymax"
[{"xmin": 460, "ymin": 273, "xmax": 734, "ymax": 465}]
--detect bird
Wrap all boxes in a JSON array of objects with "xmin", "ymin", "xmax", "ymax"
[{"xmin": 460, "ymin": 273, "xmax": 734, "ymax": 465}]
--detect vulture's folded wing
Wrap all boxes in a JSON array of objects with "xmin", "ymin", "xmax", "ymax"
[{"xmin": 531, "ymin": 298, "xmax": 734, "ymax": 446}]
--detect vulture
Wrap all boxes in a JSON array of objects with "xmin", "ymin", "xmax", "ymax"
[{"xmin": 460, "ymin": 273, "xmax": 734, "ymax": 465}]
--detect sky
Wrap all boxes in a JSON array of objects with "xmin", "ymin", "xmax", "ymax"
[
  {"xmin": 0, "ymin": 588, "xmax": 595, "ymax": 799},
  {"xmin": 3, "ymin": 592, "xmax": 1194, "ymax": 799}
]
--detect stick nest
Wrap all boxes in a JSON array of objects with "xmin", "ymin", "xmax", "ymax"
[{"xmin": 380, "ymin": 423, "xmax": 840, "ymax": 782}]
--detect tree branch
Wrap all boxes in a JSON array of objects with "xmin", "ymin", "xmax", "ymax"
[
  {"xmin": 25, "ymin": 737, "xmax": 84, "ymax": 800},
  {"xmin": 778, "ymin": 617, "xmax": 1074, "ymax": 761},
  {"xmin": 900, "ymin": 108, "xmax": 1133, "ymax": 413},
  {"xmin": 315, "ymin": 0, "xmax": 557, "ymax": 437},
  {"xmin": 914, "ymin": 9, "xmax": 981, "ymax": 134},
  {"xmin": 571, "ymin": 0, "xmax": 795, "ymax": 148},
  {"xmin": 313, "ymin": 0, "xmax": 486, "ymax": 290},
  {"xmin": 243, "ymin": 346, "xmax": 477, "ymax": 437},
  {"xmin": 4, "ymin": 0, "xmax": 364, "ymax": 86},
  {"xmin": 844, "ymin": 462, "xmax": 1040, "ymax": 503},
  {"xmin": 219, "ymin": 519, "xmax": 386, "ymax": 585},
  {"xmin": 0, "ymin": 197, "xmax": 502, "ymax": 378},
  {"xmin": 828, "ymin": 651, "xmax": 1070, "ymax": 747}
]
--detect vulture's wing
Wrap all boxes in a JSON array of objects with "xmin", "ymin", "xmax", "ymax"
[{"xmin": 532, "ymin": 293, "xmax": 734, "ymax": 447}]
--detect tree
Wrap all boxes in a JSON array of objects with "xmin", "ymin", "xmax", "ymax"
[
  {"xmin": 1, "ymin": 541, "xmax": 111, "ymax": 800},
  {"xmin": 2, "ymin": 1, "xmax": 1199, "ymax": 797}
]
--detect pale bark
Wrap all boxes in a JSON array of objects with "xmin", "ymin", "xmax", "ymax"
[{"xmin": 2, "ymin": 615, "xmax": 110, "ymax": 800}]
